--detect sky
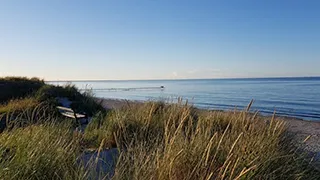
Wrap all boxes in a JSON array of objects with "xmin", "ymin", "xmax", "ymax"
[{"xmin": 0, "ymin": 0, "xmax": 320, "ymax": 80}]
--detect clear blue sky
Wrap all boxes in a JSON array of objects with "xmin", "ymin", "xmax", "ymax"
[{"xmin": 1, "ymin": 0, "xmax": 319, "ymax": 80}]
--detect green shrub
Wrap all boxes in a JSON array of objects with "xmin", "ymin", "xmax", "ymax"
[
  {"xmin": 0, "ymin": 76, "xmax": 104, "ymax": 117},
  {"xmin": 36, "ymin": 84, "xmax": 80, "ymax": 101},
  {"xmin": 36, "ymin": 84, "xmax": 105, "ymax": 116},
  {"xmin": 0, "ymin": 77, "xmax": 45, "ymax": 103}
]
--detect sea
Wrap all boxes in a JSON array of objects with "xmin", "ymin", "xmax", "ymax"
[{"xmin": 50, "ymin": 77, "xmax": 320, "ymax": 121}]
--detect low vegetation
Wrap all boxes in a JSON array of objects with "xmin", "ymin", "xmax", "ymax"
[
  {"xmin": 0, "ymin": 122, "xmax": 85, "ymax": 179},
  {"xmin": 0, "ymin": 98, "xmax": 39, "ymax": 114},
  {"xmin": 86, "ymin": 100, "xmax": 320, "ymax": 179},
  {"xmin": 0, "ymin": 77, "xmax": 105, "ymax": 131},
  {"xmin": 0, "ymin": 76, "xmax": 319, "ymax": 179},
  {"xmin": 0, "ymin": 77, "xmax": 44, "ymax": 103},
  {"xmin": 36, "ymin": 84, "xmax": 105, "ymax": 116}
]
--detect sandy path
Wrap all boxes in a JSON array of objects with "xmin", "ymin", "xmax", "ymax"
[{"xmin": 281, "ymin": 118, "xmax": 320, "ymax": 153}]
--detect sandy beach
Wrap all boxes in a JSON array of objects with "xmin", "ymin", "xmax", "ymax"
[{"xmin": 282, "ymin": 117, "xmax": 320, "ymax": 153}]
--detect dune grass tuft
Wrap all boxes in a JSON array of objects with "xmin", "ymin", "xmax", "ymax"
[
  {"xmin": 0, "ymin": 98, "xmax": 40, "ymax": 114},
  {"xmin": 0, "ymin": 122, "xmax": 85, "ymax": 180},
  {"xmin": 84, "ymin": 100, "xmax": 320, "ymax": 179}
]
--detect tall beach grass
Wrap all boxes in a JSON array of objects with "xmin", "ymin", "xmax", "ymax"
[
  {"xmin": 85, "ymin": 100, "xmax": 320, "ymax": 179},
  {"xmin": 0, "ymin": 76, "xmax": 319, "ymax": 179},
  {"xmin": 1, "ymin": 100, "xmax": 319, "ymax": 179}
]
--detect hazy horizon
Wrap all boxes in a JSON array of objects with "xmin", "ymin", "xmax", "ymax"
[
  {"xmin": 46, "ymin": 76, "xmax": 320, "ymax": 82},
  {"xmin": 1, "ymin": 1, "xmax": 320, "ymax": 80}
]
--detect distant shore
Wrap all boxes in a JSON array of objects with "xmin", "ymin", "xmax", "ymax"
[{"xmin": 96, "ymin": 97, "xmax": 320, "ymax": 155}]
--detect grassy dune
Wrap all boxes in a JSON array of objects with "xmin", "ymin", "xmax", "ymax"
[
  {"xmin": 0, "ymin": 123, "xmax": 85, "ymax": 179},
  {"xmin": 0, "ymin": 77, "xmax": 44, "ymax": 103},
  {"xmin": 0, "ymin": 77, "xmax": 104, "ymax": 130},
  {"xmin": 86, "ymin": 101, "xmax": 320, "ymax": 179},
  {"xmin": 0, "ymin": 77, "xmax": 319, "ymax": 179}
]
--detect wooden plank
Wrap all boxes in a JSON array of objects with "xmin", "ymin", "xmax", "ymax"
[
  {"xmin": 57, "ymin": 106, "xmax": 74, "ymax": 112},
  {"xmin": 60, "ymin": 111, "xmax": 86, "ymax": 119},
  {"xmin": 57, "ymin": 106, "xmax": 86, "ymax": 119}
]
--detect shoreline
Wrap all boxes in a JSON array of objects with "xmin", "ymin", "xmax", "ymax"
[
  {"xmin": 96, "ymin": 97, "xmax": 320, "ymax": 154},
  {"xmin": 95, "ymin": 97, "xmax": 320, "ymax": 122}
]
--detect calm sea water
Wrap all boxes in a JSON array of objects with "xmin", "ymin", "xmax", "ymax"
[{"xmin": 50, "ymin": 77, "xmax": 320, "ymax": 121}]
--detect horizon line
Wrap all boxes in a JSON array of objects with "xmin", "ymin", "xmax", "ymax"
[{"xmin": 46, "ymin": 76, "xmax": 320, "ymax": 82}]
